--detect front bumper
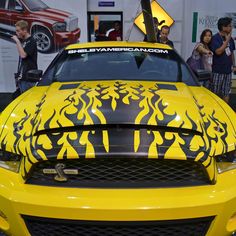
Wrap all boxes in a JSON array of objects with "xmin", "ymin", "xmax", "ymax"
[
  {"xmin": 53, "ymin": 28, "xmax": 81, "ymax": 47},
  {"xmin": 0, "ymin": 168, "xmax": 236, "ymax": 236}
]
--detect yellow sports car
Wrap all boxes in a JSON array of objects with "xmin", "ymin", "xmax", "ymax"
[{"xmin": 0, "ymin": 42, "xmax": 235, "ymax": 236}]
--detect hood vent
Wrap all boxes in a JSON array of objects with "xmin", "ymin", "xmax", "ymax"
[{"xmin": 34, "ymin": 124, "xmax": 202, "ymax": 136}]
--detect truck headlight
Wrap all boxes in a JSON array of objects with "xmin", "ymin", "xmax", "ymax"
[
  {"xmin": 0, "ymin": 150, "xmax": 22, "ymax": 173},
  {"xmin": 53, "ymin": 22, "xmax": 67, "ymax": 32},
  {"xmin": 215, "ymin": 150, "xmax": 236, "ymax": 173}
]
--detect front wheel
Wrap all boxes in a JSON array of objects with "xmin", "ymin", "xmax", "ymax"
[{"xmin": 33, "ymin": 28, "xmax": 53, "ymax": 53}]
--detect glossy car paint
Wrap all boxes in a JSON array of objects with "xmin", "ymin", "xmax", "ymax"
[{"xmin": 0, "ymin": 42, "xmax": 235, "ymax": 235}]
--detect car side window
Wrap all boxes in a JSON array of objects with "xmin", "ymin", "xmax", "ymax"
[
  {"xmin": 8, "ymin": 0, "xmax": 22, "ymax": 10},
  {"xmin": 8, "ymin": 0, "xmax": 16, "ymax": 10},
  {"xmin": 0, "ymin": 0, "xmax": 6, "ymax": 9},
  {"xmin": 181, "ymin": 64, "xmax": 198, "ymax": 86}
]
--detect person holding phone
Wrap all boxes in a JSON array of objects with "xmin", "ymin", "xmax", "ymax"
[
  {"xmin": 11, "ymin": 20, "xmax": 38, "ymax": 94},
  {"xmin": 210, "ymin": 17, "xmax": 236, "ymax": 103}
]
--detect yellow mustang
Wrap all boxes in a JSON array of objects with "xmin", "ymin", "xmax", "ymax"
[{"xmin": 0, "ymin": 42, "xmax": 235, "ymax": 236}]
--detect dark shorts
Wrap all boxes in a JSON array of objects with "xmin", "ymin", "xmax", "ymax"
[{"xmin": 211, "ymin": 73, "xmax": 232, "ymax": 97}]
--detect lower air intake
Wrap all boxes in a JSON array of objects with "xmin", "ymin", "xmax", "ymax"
[{"xmin": 23, "ymin": 216, "xmax": 214, "ymax": 236}]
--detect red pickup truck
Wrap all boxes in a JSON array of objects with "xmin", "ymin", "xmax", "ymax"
[{"xmin": 0, "ymin": 0, "xmax": 81, "ymax": 53}]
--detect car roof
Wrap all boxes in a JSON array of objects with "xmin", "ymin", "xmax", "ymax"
[{"xmin": 65, "ymin": 41, "xmax": 172, "ymax": 50}]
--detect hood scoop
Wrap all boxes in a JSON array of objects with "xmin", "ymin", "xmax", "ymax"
[{"xmin": 34, "ymin": 124, "xmax": 202, "ymax": 137}]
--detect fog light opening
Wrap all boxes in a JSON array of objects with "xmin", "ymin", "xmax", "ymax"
[
  {"xmin": 227, "ymin": 213, "xmax": 236, "ymax": 233},
  {"xmin": 0, "ymin": 211, "xmax": 9, "ymax": 231}
]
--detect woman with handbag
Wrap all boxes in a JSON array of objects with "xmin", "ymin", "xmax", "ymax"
[{"xmin": 187, "ymin": 29, "xmax": 213, "ymax": 87}]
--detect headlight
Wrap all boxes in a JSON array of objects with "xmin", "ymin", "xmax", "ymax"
[
  {"xmin": 215, "ymin": 150, "xmax": 236, "ymax": 173},
  {"xmin": 53, "ymin": 22, "xmax": 67, "ymax": 32},
  {"xmin": 0, "ymin": 150, "xmax": 22, "ymax": 173}
]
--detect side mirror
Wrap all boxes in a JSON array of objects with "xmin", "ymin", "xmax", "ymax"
[
  {"xmin": 195, "ymin": 69, "xmax": 212, "ymax": 82},
  {"xmin": 15, "ymin": 5, "xmax": 24, "ymax": 12},
  {"xmin": 26, "ymin": 70, "xmax": 43, "ymax": 82}
]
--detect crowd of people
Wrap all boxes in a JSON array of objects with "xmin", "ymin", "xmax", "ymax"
[{"xmin": 11, "ymin": 17, "xmax": 235, "ymax": 104}]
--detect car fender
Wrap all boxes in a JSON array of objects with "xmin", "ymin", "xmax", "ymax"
[
  {"xmin": 0, "ymin": 90, "xmax": 32, "ymax": 140},
  {"xmin": 205, "ymin": 89, "xmax": 236, "ymax": 133},
  {"xmin": 190, "ymin": 87, "xmax": 236, "ymax": 156},
  {"xmin": 30, "ymin": 22, "xmax": 53, "ymax": 36}
]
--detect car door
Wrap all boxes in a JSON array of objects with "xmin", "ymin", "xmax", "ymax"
[
  {"xmin": 5, "ymin": 0, "xmax": 25, "ymax": 34},
  {"xmin": 0, "ymin": 0, "xmax": 8, "ymax": 32}
]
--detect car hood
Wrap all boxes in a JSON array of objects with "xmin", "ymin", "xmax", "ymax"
[
  {"xmin": 0, "ymin": 80, "xmax": 235, "ymax": 178},
  {"xmin": 33, "ymin": 81, "xmax": 203, "ymax": 134}
]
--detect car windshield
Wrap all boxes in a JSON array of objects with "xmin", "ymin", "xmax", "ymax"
[
  {"xmin": 23, "ymin": 0, "xmax": 48, "ymax": 11},
  {"xmin": 40, "ymin": 47, "xmax": 198, "ymax": 86}
]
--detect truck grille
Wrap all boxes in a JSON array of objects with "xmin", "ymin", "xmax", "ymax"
[
  {"xmin": 67, "ymin": 16, "xmax": 78, "ymax": 31},
  {"xmin": 26, "ymin": 158, "xmax": 211, "ymax": 188},
  {"xmin": 23, "ymin": 216, "xmax": 214, "ymax": 236}
]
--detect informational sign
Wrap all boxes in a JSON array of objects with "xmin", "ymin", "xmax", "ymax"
[
  {"xmin": 192, "ymin": 12, "xmax": 236, "ymax": 42},
  {"xmin": 68, "ymin": 47, "xmax": 169, "ymax": 54},
  {"xmin": 98, "ymin": 1, "xmax": 115, "ymax": 7},
  {"xmin": 134, "ymin": 0, "xmax": 174, "ymax": 34}
]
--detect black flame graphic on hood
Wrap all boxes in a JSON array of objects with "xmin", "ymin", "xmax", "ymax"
[{"xmin": 0, "ymin": 81, "xmax": 234, "ymax": 179}]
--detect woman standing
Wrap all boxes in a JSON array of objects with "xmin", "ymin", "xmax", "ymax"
[
  {"xmin": 187, "ymin": 29, "xmax": 213, "ymax": 87},
  {"xmin": 194, "ymin": 29, "xmax": 213, "ymax": 72}
]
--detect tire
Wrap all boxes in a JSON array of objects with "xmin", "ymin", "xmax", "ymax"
[{"xmin": 32, "ymin": 28, "xmax": 53, "ymax": 53}]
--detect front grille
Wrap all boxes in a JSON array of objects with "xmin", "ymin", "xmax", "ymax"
[
  {"xmin": 23, "ymin": 216, "xmax": 214, "ymax": 236},
  {"xmin": 67, "ymin": 16, "xmax": 78, "ymax": 31},
  {"xmin": 26, "ymin": 158, "xmax": 211, "ymax": 188}
]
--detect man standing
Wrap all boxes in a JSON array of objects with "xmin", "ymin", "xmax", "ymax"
[
  {"xmin": 210, "ymin": 17, "xmax": 236, "ymax": 103},
  {"xmin": 157, "ymin": 25, "xmax": 174, "ymax": 48},
  {"xmin": 11, "ymin": 20, "xmax": 38, "ymax": 94}
]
